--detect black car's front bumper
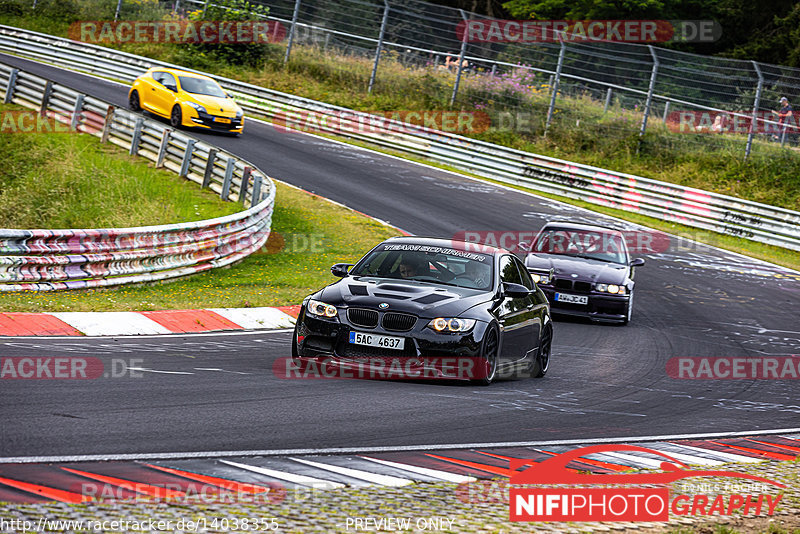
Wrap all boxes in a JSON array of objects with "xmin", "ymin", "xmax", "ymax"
[
  {"xmin": 539, "ymin": 286, "xmax": 629, "ymax": 323},
  {"xmin": 293, "ymin": 306, "xmax": 488, "ymax": 380}
]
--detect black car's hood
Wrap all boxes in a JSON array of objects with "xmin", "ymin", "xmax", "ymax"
[
  {"xmin": 317, "ymin": 276, "xmax": 492, "ymax": 318},
  {"xmin": 525, "ymin": 253, "xmax": 628, "ymax": 284}
]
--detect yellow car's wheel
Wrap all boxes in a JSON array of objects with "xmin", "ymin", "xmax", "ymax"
[
  {"xmin": 129, "ymin": 90, "xmax": 141, "ymax": 112},
  {"xmin": 170, "ymin": 105, "xmax": 182, "ymax": 128}
]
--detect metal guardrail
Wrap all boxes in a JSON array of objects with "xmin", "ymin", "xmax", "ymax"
[
  {"xmin": 1, "ymin": 25, "xmax": 799, "ymax": 252},
  {"xmin": 0, "ymin": 60, "xmax": 275, "ymax": 291}
]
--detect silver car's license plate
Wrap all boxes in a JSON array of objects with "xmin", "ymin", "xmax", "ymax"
[
  {"xmin": 555, "ymin": 292, "xmax": 588, "ymax": 305},
  {"xmin": 349, "ymin": 331, "xmax": 405, "ymax": 350}
]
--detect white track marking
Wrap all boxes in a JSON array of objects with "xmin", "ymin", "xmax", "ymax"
[
  {"xmin": 220, "ymin": 460, "xmax": 344, "ymax": 488},
  {"xmin": 127, "ymin": 367, "xmax": 193, "ymax": 375},
  {"xmin": 0, "ymin": 328, "xmax": 293, "ymax": 340},
  {"xmin": 3, "ymin": 428, "xmax": 799, "ymax": 464},
  {"xmin": 635, "ymin": 443, "xmax": 724, "ymax": 466},
  {"xmin": 209, "ymin": 307, "xmax": 295, "ymax": 330},
  {"xmin": 290, "ymin": 458, "xmax": 413, "ymax": 487},
  {"xmin": 51, "ymin": 312, "xmax": 172, "ymax": 336},
  {"xmin": 667, "ymin": 443, "xmax": 764, "ymax": 463},
  {"xmin": 359, "ymin": 456, "xmax": 476, "ymax": 483}
]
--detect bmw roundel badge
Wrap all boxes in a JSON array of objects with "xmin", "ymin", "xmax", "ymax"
[{"xmin": 379, "ymin": 303, "xmax": 389, "ymax": 309}]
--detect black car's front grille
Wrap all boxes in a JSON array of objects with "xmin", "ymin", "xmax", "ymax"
[
  {"xmin": 382, "ymin": 312, "xmax": 417, "ymax": 332},
  {"xmin": 574, "ymin": 281, "xmax": 592, "ymax": 293},
  {"xmin": 554, "ymin": 278, "xmax": 573, "ymax": 290},
  {"xmin": 336, "ymin": 340, "xmax": 417, "ymax": 359},
  {"xmin": 347, "ymin": 308, "xmax": 379, "ymax": 328}
]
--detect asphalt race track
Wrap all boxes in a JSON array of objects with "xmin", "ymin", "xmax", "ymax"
[{"xmin": 1, "ymin": 54, "xmax": 800, "ymax": 458}]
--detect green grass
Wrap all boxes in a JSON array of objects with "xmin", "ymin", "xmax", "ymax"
[{"xmin": 0, "ymin": 104, "xmax": 240, "ymax": 228}]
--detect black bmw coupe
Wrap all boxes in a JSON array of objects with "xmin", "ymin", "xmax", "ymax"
[
  {"xmin": 521, "ymin": 221, "xmax": 645, "ymax": 325},
  {"xmin": 292, "ymin": 237, "xmax": 553, "ymax": 385}
]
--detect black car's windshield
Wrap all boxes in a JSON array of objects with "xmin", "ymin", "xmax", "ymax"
[
  {"xmin": 533, "ymin": 228, "xmax": 627, "ymax": 264},
  {"xmin": 178, "ymin": 76, "xmax": 227, "ymax": 97},
  {"xmin": 350, "ymin": 243, "xmax": 494, "ymax": 290}
]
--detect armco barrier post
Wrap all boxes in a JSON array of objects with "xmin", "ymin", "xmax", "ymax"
[
  {"xmin": 284, "ymin": 0, "xmax": 302, "ymax": 64},
  {"xmin": 156, "ymin": 128, "xmax": 171, "ymax": 167},
  {"xmin": 221, "ymin": 158, "xmax": 235, "ymax": 200},
  {"xmin": 202, "ymin": 148, "xmax": 217, "ymax": 188},
  {"xmin": 114, "ymin": 0, "xmax": 123, "ymax": 21},
  {"xmin": 201, "ymin": 0, "xmax": 210, "ymax": 18},
  {"xmin": 130, "ymin": 117, "xmax": 144, "ymax": 156},
  {"xmin": 662, "ymin": 101, "xmax": 670, "ymax": 123},
  {"xmin": 368, "ymin": 0, "xmax": 390, "ymax": 95},
  {"xmin": 70, "ymin": 93, "xmax": 84, "ymax": 130},
  {"xmin": 251, "ymin": 175, "xmax": 263, "ymax": 208},
  {"xmin": 100, "ymin": 106, "xmax": 114, "ymax": 143},
  {"xmin": 639, "ymin": 45, "xmax": 659, "ymax": 140},
  {"xmin": 3, "ymin": 68, "xmax": 18, "ymax": 104},
  {"xmin": 544, "ymin": 35, "xmax": 565, "ymax": 137},
  {"xmin": 603, "ymin": 87, "xmax": 612, "ymax": 114},
  {"xmin": 39, "ymin": 80, "xmax": 52, "ymax": 116},
  {"xmin": 449, "ymin": 9, "xmax": 469, "ymax": 107},
  {"xmin": 745, "ymin": 61, "xmax": 763, "ymax": 161},
  {"xmin": 239, "ymin": 166, "xmax": 252, "ymax": 203},
  {"xmin": 180, "ymin": 139, "xmax": 196, "ymax": 178}
]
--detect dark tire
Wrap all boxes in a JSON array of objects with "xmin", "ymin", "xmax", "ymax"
[
  {"xmin": 530, "ymin": 325, "xmax": 551, "ymax": 378},
  {"xmin": 473, "ymin": 323, "xmax": 499, "ymax": 386},
  {"xmin": 170, "ymin": 105, "xmax": 182, "ymax": 128},
  {"xmin": 621, "ymin": 290, "xmax": 634, "ymax": 325},
  {"xmin": 129, "ymin": 90, "xmax": 141, "ymax": 112}
]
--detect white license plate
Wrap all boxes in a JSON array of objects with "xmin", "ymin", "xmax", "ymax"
[
  {"xmin": 555, "ymin": 292, "xmax": 588, "ymax": 305},
  {"xmin": 349, "ymin": 331, "xmax": 405, "ymax": 350}
]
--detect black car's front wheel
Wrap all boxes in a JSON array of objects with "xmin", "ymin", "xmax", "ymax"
[
  {"xmin": 530, "ymin": 325, "xmax": 551, "ymax": 378},
  {"xmin": 473, "ymin": 323, "xmax": 499, "ymax": 386}
]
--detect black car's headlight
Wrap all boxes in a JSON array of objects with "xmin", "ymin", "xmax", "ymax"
[
  {"xmin": 186, "ymin": 102, "xmax": 207, "ymax": 114},
  {"xmin": 595, "ymin": 283, "xmax": 626, "ymax": 295},
  {"xmin": 530, "ymin": 272, "xmax": 550, "ymax": 285},
  {"xmin": 307, "ymin": 299, "xmax": 338, "ymax": 318},
  {"xmin": 428, "ymin": 317, "xmax": 476, "ymax": 333}
]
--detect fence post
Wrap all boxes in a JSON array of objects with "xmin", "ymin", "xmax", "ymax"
[
  {"xmin": 4, "ymin": 68, "xmax": 18, "ymax": 104},
  {"xmin": 202, "ymin": 148, "xmax": 218, "ymax": 188},
  {"xmin": 662, "ymin": 101, "xmax": 670, "ymax": 123},
  {"xmin": 130, "ymin": 117, "xmax": 144, "ymax": 155},
  {"xmin": 368, "ymin": 0, "xmax": 390, "ymax": 94},
  {"xmin": 283, "ymin": 0, "xmax": 302, "ymax": 64},
  {"xmin": 179, "ymin": 139, "xmax": 196, "ymax": 178},
  {"xmin": 490, "ymin": 64, "xmax": 496, "ymax": 77},
  {"xmin": 544, "ymin": 35, "xmax": 565, "ymax": 136},
  {"xmin": 114, "ymin": 0, "xmax": 123, "ymax": 21},
  {"xmin": 251, "ymin": 175, "xmax": 263, "ymax": 208},
  {"xmin": 745, "ymin": 61, "xmax": 763, "ymax": 161},
  {"xmin": 156, "ymin": 128, "xmax": 171, "ymax": 168},
  {"xmin": 221, "ymin": 158, "xmax": 235, "ymax": 200},
  {"xmin": 238, "ymin": 166, "xmax": 252, "ymax": 203},
  {"xmin": 449, "ymin": 9, "xmax": 469, "ymax": 107},
  {"xmin": 173, "ymin": 0, "xmax": 180, "ymax": 12},
  {"xmin": 201, "ymin": 0, "xmax": 210, "ymax": 17},
  {"xmin": 100, "ymin": 106, "xmax": 115, "ymax": 143},
  {"xmin": 70, "ymin": 93, "xmax": 85, "ymax": 131},
  {"xmin": 39, "ymin": 81, "xmax": 53, "ymax": 116},
  {"xmin": 603, "ymin": 87, "xmax": 612, "ymax": 114},
  {"xmin": 639, "ymin": 45, "xmax": 659, "ymax": 139}
]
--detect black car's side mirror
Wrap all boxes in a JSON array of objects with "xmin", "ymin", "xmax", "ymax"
[
  {"xmin": 330, "ymin": 263, "xmax": 354, "ymax": 277},
  {"xmin": 629, "ymin": 258, "xmax": 646, "ymax": 267},
  {"xmin": 502, "ymin": 282, "xmax": 531, "ymax": 298}
]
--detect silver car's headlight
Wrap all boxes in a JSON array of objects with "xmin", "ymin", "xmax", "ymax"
[{"xmin": 307, "ymin": 299, "xmax": 338, "ymax": 318}]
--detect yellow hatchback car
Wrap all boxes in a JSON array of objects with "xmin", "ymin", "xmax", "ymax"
[{"xmin": 128, "ymin": 68, "xmax": 244, "ymax": 134}]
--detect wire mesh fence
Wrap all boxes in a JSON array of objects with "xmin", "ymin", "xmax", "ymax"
[{"xmin": 30, "ymin": 0, "xmax": 800, "ymax": 161}]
